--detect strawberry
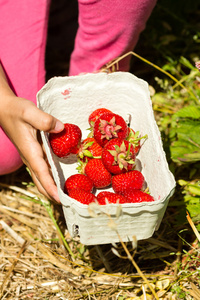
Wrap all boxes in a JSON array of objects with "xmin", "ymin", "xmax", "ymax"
[
  {"xmin": 88, "ymin": 108, "xmax": 112, "ymax": 127},
  {"xmin": 77, "ymin": 137, "xmax": 102, "ymax": 162},
  {"xmin": 93, "ymin": 112, "xmax": 128, "ymax": 147},
  {"xmin": 68, "ymin": 189, "xmax": 97, "ymax": 205},
  {"xmin": 102, "ymin": 138, "xmax": 136, "ymax": 174},
  {"xmin": 85, "ymin": 158, "xmax": 112, "ymax": 188},
  {"xmin": 64, "ymin": 174, "xmax": 93, "ymax": 194},
  {"xmin": 97, "ymin": 191, "xmax": 127, "ymax": 205},
  {"xmin": 123, "ymin": 190, "xmax": 154, "ymax": 203},
  {"xmin": 112, "ymin": 170, "xmax": 144, "ymax": 194},
  {"xmin": 49, "ymin": 123, "xmax": 82, "ymax": 158},
  {"xmin": 126, "ymin": 128, "xmax": 148, "ymax": 155},
  {"xmin": 97, "ymin": 191, "xmax": 113, "ymax": 199}
]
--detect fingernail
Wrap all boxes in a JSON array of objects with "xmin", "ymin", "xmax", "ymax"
[
  {"xmin": 54, "ymin": 121, "xmax": 64, "ymax": 132},
  {"xmin": 53, "ymin": 191, "xmax": 61, "ymax": 203}
]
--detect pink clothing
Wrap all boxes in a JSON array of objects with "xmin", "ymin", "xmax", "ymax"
[
  {"xmin": 0, "ymin": 0, "xmax": 50, "ymax": 174},
  {"xmin": 69, "ymin": 0, "xmax": 157, "ymax": 75},
  {"xmin": 0, "ymin": 0, "xmax": 156, "ymax": 175}
]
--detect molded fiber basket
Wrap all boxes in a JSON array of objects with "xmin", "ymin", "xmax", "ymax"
[{"xmin": 37, "ymin": 72, "xmax": 176, "ymax": 245}]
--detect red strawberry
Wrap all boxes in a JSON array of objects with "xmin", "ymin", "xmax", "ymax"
[
  {"xmin": 93, "ymin": 112, "xmax": 128, "ymax": 147},
  {"xmin": 88, "ymin": 108, "xmax": 112, "ymax": 127},
  {"xmin": 49, "ymin": 123, "xmax": 82, "ymax": 158},
  {"xmin": 68, "ymin": 189, "xmax": 97, "ymax": 205},
  {"xmin": 77, "ymin": 137, "xmax": 102, "ymax": 162},
  {"xmin": 126, "ymin": 128, "xmax": 148, "ymax": 155},
  {"xmin": 85, "ymin": 158, "xmax": 112, "ymax": 188},
  {"xmin": 97, "ymin": 191, "xmax": 113, "ymax": 199},
  {"xmin": 112, "ymin": 170, "xmax": 144, "ymax": 195},
  {"xmin": 64, "ymin": 174, "xmax": 93, "ymax": 194},
  {"xmin": 123, "ymin": 190, "xmax": 154, "ymax": 203},
  {"xmin": 97, "ymin": 191, "xmax": 127, "ymax": 205},
  {"xmin": 102, "ymin": 138, "xmax": 136, "ymax": 175}
]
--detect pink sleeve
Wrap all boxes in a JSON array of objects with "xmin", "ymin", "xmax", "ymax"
[
  {"xmin": 0, "ymin": 0, "xmax": 50, "ymax": 175},
  {"xmin": 0, "ymin": 0, "xmax": 50, "ymax": 103},
  {"xmin": 0, "ymin": 0, "xmax": 156, "ymax": 175},
  {"xmin": 69, "ymin": 0, "xmax": 157, "ymax": 75}
]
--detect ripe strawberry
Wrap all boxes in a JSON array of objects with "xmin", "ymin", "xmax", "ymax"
[
  {"xmin": 97, "ymin": 191, "xmax": 113, "ymax": 199},
  {"xmin": 102, "ymin": 138, "xmax": 136, "ymax": 175},
  {"xmin": 88, "ymin": 108, "xmax": 112, "ymax": 127},
  {"xmin": 68, "ymin": 189, "xmax": 97, "ymax": 205},
  {"xmin": 77, "ymin": 137, "xmax": 102, "ymax": 162},
  {"xmin": 126, "ymin": 128, "xmax": 148, "ymax": 155},
  {"xmin": 112, "ymin": 170, "xmax": 144, "ymax": 194},
  {"xmin": 85, "ymin": 158, "xmax": 112, "ymax": 188},
  {"xmin": 49, "ymin": 123, "xmax": 82, "ymax": 158},
  {"xmin": 64, "ymin": 174, "xmax": 93, "ymax": 194},
  {"xmin": 93, "ymin": 112, "xmax": 128, "ymax": 147},
  {"xmin": 97, "ymin": 191, "xmax": 127, "ymax": 205},
  {"xmin": 123, "ymin": 190, "xmax": 154, "ymax": 203}
]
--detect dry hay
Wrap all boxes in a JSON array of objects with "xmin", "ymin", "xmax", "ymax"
[{"xmin": 0, "ymin": 166, "xmax": 199, "ymax": 300}]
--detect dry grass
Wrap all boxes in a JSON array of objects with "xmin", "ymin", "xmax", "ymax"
[
  {"xmin": 0, "ymin": 166, "xmax": 199, "ymax": 299},
  {"xmin": 1, "ymin": 2, "xmax": 200, "ymax": 297}
]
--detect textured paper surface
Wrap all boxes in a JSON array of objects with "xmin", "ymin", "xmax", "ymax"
[{"xmin": 37, "ymin": 72, "xmax": 176, "ymax": 245}]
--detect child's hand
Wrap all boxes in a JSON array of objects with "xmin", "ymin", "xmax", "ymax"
[{"xmin": 0, "ymin": 96, "xmax": 64, "ymax": 203}]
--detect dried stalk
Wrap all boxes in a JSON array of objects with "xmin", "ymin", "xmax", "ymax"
[
  {"xmin": 0, "ymin": 204, "xmax": 51, "ymax": 221},
  {"xmin": 186, "ymin": 211, "xmax": 200, "ymax": 242},
  {"xmin": 101, "ymin": 51, "xmax": 199, "ymax": 102},
  {"xmin": 0, "ymin": 240, "xmax": 27, "ymax": 298},
  {"xmin": 116, "ymin": 233, "xmax": 160, "ymax": 300},
  {"xmin": 0, "ymin": 182, "xmax": 75, "ymax": 259},
  {"xmin": 22, "ymin": 231, "xmax": 79, "ymax": 276},
  {"xmin": 0, "ymin": 220, "xmax": 36, "ymax": 253},
  {"xmin": 0, "ymin": 219, "xmax": 79, "ymax": 276}
]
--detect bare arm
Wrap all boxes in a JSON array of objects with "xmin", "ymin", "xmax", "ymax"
[{"xmin": 0, "ymin": 64, "xmax": 64, "ymax": 202}]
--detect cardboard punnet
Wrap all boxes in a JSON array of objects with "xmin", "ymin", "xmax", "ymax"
[{"xmin": 37, "ymin": 72, "xmax": 176, "ymax": 245}]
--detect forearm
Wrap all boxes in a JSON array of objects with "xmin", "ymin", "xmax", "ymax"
[
  {"xmin": 0, "ymin": 64, "xmax": 15, "ymax": 98},
  {"xmin": 0, "ymin": 64, "xmax": 17, "ymax": 125}
]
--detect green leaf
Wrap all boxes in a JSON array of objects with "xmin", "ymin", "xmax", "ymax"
[
  {"xmin": 179, "ymin": 56, "xmax": 196, "ymax": 70},
  {"xmin": 170, "ymin": 107, "xmax": 200, "ymax": 163},
  {"xmin": 187, "ymin": 185, "xmax": 200, "ymax": 196},
  {"xmin": 178, "ymin": 179, "xmax": 188, "ymax": 186},
  {"xmin": 84, "ymin": 150, "xmax": 94, "ymax": 158},
  {"xmin": 175, "ymin": 105, "xmax": 200, "ymax": 119},
  {"xmin": 186, "ymin": 204, "xmax": 200, "ymax": 218}
]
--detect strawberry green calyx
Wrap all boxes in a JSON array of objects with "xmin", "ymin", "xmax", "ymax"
[
  {"xmin": 76, "ymin": 159, "xmax": 87, "ymax": 174},
  {"xmin": 78, "ymin": 138, "xmax": 102, "ymax": 161},
  {"xmin": 127, "ymin": 129, "xmax": 148, "ymax": 148},
  {"xmin": 99, "ymin": 117, "xmax": 122, "ymax": 140},
  {"xmin": 78, "ymin": 141, "xmax": 94, "ymax": 159},
  {"xmin": 102, "ymin": 138, "xmax": 136, "ymax": 174},
  {"xmin": 108, "ymin": 141, "xmax": 135, "ymax": 170},
  {"xmin": 86, "ymin": 126, "xmax": 94, "ymax": 138}
]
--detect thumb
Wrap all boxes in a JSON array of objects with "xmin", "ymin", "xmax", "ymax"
[
  {"xmin": 48, "ymin": 117, "xmax": 65, "ymax": 133},
  {"xmin": 25, "ymin": 104, "xmax": 64, "ymax": 133}
]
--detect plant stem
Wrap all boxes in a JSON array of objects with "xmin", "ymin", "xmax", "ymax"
[
  {"xmin": 102, "ymin": 51, "xmax": 199, "ymax": 102},
  {"xmin": 21, "ymin": 195, "xmax": 75, "ymax": 259},
  {"xmin": 42, "ymin": 201, "xmax": 75, "ymax": 259},
  {"xmin": 117, "ymin": 232, "xmax": 160, "ymax": 300}
]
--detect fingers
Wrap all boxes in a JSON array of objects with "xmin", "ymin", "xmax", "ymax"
[
  {"xmin": 23, "ymin": 153, "xmax": 61, "ymax": 203},
  {"xmin": 22, "ymin": 101, "xmax": 64, "ymax": 133},
  {"xmin": 31, "ymin": 168, "xmax": 61, "ymax": 204},
  {"xmin": 19, "ymin": 129, "xmax": 61, "ymax": 203},
  {"xmin": 21, "ymin": 104, "xmax": 63, "ymax": 202},
  {"xmin": 1, "ymin": 96, "xmax": 63, "ymax": 203}
]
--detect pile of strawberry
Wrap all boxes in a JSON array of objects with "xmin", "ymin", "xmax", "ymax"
[{"xmin": 49, "ymin": 108, "xmax": 154, "ymax": 205}]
